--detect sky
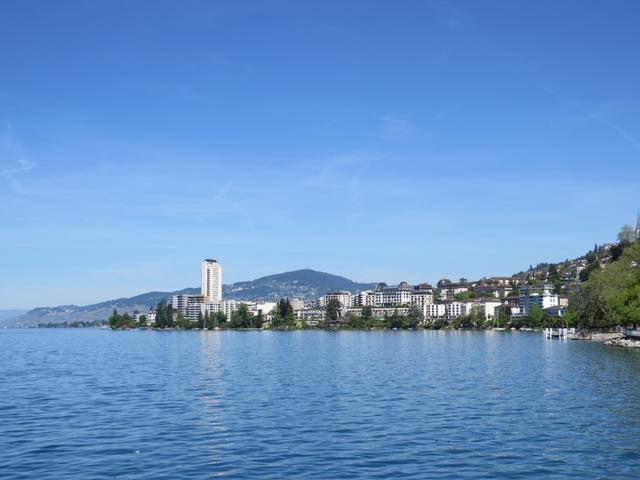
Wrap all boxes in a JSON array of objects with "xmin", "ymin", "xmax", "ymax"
[{"xmin": 1, "ymin": 0, "xmax": 640, "ymax": 309}]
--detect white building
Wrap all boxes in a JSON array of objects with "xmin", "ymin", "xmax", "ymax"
[
  {"xmin": 221, "ymin": 299, "xmax": 245, "ymax": 320},
  {"xmin": 519, "ymin": 285, "xmax": 559, "ymax": 313},
  {"xmin": 201, "ymin": 259, "xmax": 222, "ymax": 303},
  {"xmin": 424, "ymin": 302, "xmax": 467, "ymax": 321},
  {"xmin": 319, "ymin": 291, "xmax": 353, "ymax": 308},
  {"xmin": 133, "ymin": 309, "xmax": 156, "ymax": 325},
  {"xmin": 374, "ymin": 282, "xmax": 413, "ymax": 306},
  {"xmin": 298, "ymin": 309, "xmax": 326, "ymax": 325},
  {"xmin": 353, "ymin": 290, "xmax": 376, "ymax": 306},
  {"xmin": 440, "ymin": 284, "xmax": 469, "ymax": 301},
  {"xmin": 411, "ymin": 283, "xmax": 434, "ymax": 308},
  {"xmin": 170, "ymin": 293, "xmax": 206, "ymax": 321},
  {"xmin": 445, "ymin": 301, "xmax": 466, "ymax": 319},
  {"xmin": 252, "ymin": 302, "xmax": 277, "ymax": 318},
  {"xmin": 469, "ymin": 300, "xmax": 502, "ymax": 320},
  {"xmin": 426, "ymin": 303, "xmax": 446, "ymax": 320},
  {"xmin": 202, "ymin": 301, "xmax": 221, "ymax": 315}
]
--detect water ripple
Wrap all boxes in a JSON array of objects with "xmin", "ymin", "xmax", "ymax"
[{"xmin": 1, "ymin": 329, "xmax": 640, "ymax": 478}]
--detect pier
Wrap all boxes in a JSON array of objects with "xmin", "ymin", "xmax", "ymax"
[{"xmin": 544, "ymin": 328, "xmax": 575, "ymax": 339}]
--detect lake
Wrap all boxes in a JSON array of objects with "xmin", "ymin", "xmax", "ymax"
[{"xmin": 1, "ymin": 329, "xmax": 639, "ymax": 479}]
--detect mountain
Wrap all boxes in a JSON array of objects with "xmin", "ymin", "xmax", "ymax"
[
  {"xmin": 223, "ymin": 269, "xmax": 376, "ymax": 301},
  {"xmin": 4, "ymin": 269, "xmax": 377, "ymax": 328}
]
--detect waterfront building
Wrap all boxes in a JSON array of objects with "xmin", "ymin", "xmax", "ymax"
[
  {"xmin": 543, "ymin": 305, "xmax": 566, "ymax": 317},
  {"xmin": 518, "ymin": 284, "xmax": 559, "ymax": 313},
  {"xmin": 202, "ymin": 301, "xmax": 221, "ymax": 315},
  {"xmin": 133, "ymin": 309, "xmax": 156, "ymax": 325},
  {"xmin": 468, "ymin": 299, "xmax": 502, "ymax": 320},
  {"xmin": 170, "ymin": 293, "xmax": 206, "ymax": 321},
  {"xmin": 374, "ymin": 282, "xmax": 412, "ymax": 306},
  {"xmin": 411, "ymin": 283, "xmax": 434, "ymax": 308},
  {"xmin": 353, "ymin": 290, "xmax": 376, "ymax": 306},
  {"xmin": 344, "ymin": 306, "xmax": 415, "ymax": 320},
  {"xmin": 319, "ymin": 291, "xmax": 353, "ymax": 308},
  {"xmin": 371, "ymin": 307, "xmax": 413, "ymax": 319},
  {"xmin": 298, "ymin": 308, "xmax": 326, "ymax": 324},
  {"xmin": 221, "ymin": 299, "xmax": 243, "ymax": 319},
  {"xmin": 444, "ymin": 301, "xmax": 466, "ymax": 320},
  {"xmin": 426, "ymin": 303, "xmax": 446, "ymax": 321},
  {"xmin": 201, "ymin": 259, "xmax": 222, "ymax": 303}
]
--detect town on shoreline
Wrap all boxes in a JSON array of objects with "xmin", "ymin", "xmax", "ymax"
[{"xmin": 99, "ymin": 219, "xmax": 640, "ymax": 346}]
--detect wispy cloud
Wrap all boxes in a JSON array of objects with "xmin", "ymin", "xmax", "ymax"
[
  {"xmin": 302, "ymin": 153, "xmax": 381, "ymax": 190},
  {"xmin": 0, "ymin": 125, "xmax": 37, "ymax": 194},
  {"xmin": 433, "ymin": 0, "xmax": 475, "ymax": 30},
  {"xmin": 379, "ymin": 114, "xmax": 417, "ymax": 141},
  {"xmin": 538, "ymin": 86, "xmax": 640, "ymax": 152}
]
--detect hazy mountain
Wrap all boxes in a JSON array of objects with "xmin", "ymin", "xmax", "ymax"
[{"xmin": 4, "ymin": 269, "xmax": 377, "ymax": 328}]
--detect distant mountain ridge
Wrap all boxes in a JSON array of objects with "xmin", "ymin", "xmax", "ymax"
[{"xmin": 4, "ymin": 269, "xmax": 377, "ymax": 328}]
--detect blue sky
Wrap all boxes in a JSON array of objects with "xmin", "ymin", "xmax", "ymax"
[{"xmin": 1, "ymin": 0, "xmax": 640, "ymax": 309}]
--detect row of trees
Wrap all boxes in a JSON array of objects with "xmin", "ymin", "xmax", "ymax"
[
  {"xmin": 110, "ymin": 299, "xmax": 271, "ymax": 330},
  {"xmin": 324, "ymin": 298, "xmax": 572, "ymax": 330},
  {"xmin": 332, "ymin": 306, "xmax": 567, "ymax": 330},
  {"xmin": 270, "ymin": 298, "xmax": 296, "ymax": 328},
  {"xmin": 108, "ymin": 309, "xmax": 140, "ymax": 329}
]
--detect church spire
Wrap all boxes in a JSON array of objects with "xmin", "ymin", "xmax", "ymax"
[{"xmin": 636, "ymin": 209, "xmax": 640, "ymax": 239}]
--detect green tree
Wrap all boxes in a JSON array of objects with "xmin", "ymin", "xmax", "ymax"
[
  {"xmin": 493, "ymin": 306, "xmax": 510, "ymax": 328},
  {"xmin": 405, "ymin": 305, "xmax": 423, "ymax": 328},
  {"xmin": 454, "ymin": 291, "xmax": 475, "ymax": 301},
  {"xmin": 610, "ymin": 243, "xmax": 624, "ymax": 262},
  {"xmin": 525, "ymin": 304, "xmax": 546, "ymax": 328},
  {"xmin": 278, "ymin": 298, "xmax": 293, "ymax": 318},
  {"xmin": 155, "ymin": 299, "xmax": 171, "ymax": 328},
  {"xmin": 109, "ymin": 308, "xmax": 121, "ymax": 329},
  {"xmin": 213, "ymin": 311, "xmax": 226, "ymax": 328},
  {"xmin": 176, "ymin": 314, "xmax": 192, "ymax": 329},
  {"xmin": 229, "ymin": 303, "xmax": 253, "ymax": 328},
  {"xmin": 389, "ymin": 310, "xmax": 404, "ymax": 329},
  {"xmin": 325, "ymin": 299, "xmax": 342, "ymax": 324},
  {"xmin": 617, "ymin": 224, "xmax": 636, "ymax": 244},
  {"xmin": 252, "ymin": 310, "xmax": 264, "ymax": 328},
  {"xmin": 109, "ymin": 309, "xmax": 135, "ymax": 329},
  {"xmin": 553, "ymin": 278, "xmax": 563, "ymax": 295},
  {"xmin": 569, "ymin": 239, "xmax": 640, "ymax": 329}
]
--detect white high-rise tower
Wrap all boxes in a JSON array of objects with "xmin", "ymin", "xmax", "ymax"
[{"xmin": 201, "ymin": 259, "xmax": 222, "ymax": 303}]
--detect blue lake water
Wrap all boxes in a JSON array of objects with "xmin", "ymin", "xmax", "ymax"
[{"xmin": 1, "ymin": 329, "xmax": 639, "ymax": 479}]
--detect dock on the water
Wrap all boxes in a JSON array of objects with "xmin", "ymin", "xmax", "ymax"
[{"xmin": 544, "ymin": 327, "xmax": 575, "ymax": 339}]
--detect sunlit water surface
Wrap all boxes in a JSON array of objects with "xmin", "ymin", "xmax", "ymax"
[{"xmin": 1, "ymin": 329, "xmax": 639, "ymax": 479}]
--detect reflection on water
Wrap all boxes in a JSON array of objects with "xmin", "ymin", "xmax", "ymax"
[{"xmin": 1, "ymin": 329, "xmax": 639, "ymax": 479}]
